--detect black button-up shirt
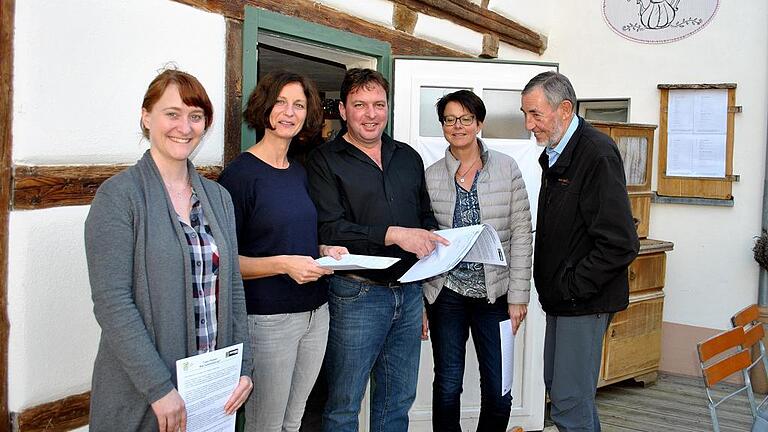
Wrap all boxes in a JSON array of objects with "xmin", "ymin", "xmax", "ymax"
[{"xmin": 306, "ymin": 133, "xmax": 438, "ymax": 282}]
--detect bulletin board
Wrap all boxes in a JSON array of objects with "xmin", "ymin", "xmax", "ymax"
[{"xmin": 657, "ymin": 83, "xmax": 738, "ymax": 200}]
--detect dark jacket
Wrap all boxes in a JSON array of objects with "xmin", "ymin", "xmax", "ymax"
[{"xmin": 534, "ymin": 118, "xmax": 639, "ymax": 316}]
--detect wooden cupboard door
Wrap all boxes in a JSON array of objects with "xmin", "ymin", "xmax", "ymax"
[
  {"xmin": 628, "ymin": 192, "xmax": 651, "ymax": 239},
  {"xmin": 628, "ymin": 252, "xmax": 666, "ymax": 294},
  {"xmin": 602, "ymin": 295, "xmax": 664, "ymax": 382}
]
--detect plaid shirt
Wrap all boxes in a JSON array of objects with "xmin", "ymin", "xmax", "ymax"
[{"xmin": 179, "ymin": 190, "xmax": 219, "ymax": 354}]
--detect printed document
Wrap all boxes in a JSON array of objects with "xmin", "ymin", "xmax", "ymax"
[
  {"xmin": 398, "ymin": 224, "xmax": 506, "ymax": 283},
  {"xmin": 176, "ymin": 343, "xmax": 243, "ymax": 432},
  {"xmin": 499, "ymin": 319, "xmax": 515, "ymax": 396},
  {"xmin": 315, "ymin": 254, "xmax": 400, "ymax": 270}
]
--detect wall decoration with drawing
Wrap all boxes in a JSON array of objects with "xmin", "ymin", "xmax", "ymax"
[{"xmin": 602, "ymin": 0, "xmax": 720, "ymax": 44}]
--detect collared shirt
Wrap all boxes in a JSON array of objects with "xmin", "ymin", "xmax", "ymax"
[
  {"xmin": 306, "ymin": 133, "xmax": 439, "ymax": 283},
  {"xmin": 546, "ymin": 115, "xmax": 580, "ymax": 167},
  {"xmin": 445, "ymin": 172, "xmax": 486, "ymax": 298},
  {"xmin": 179, "ymin": 190, "xmax": 219, "ymax": 354}
]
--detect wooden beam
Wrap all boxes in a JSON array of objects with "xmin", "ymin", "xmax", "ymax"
[
  {"xmin": 170, "ymin": 0, "xmax": 244, "ymax": 20},
  {"xmin": 393, "ymin": 4, "xmax": 418, "ymax": 34},
  {"xmin": 12, "ymin": 165, "xmax": 223, "ymax": 210},
  {"xmin": 480, "ymin": 33, "xmax": 499, "ymax": 59},
  {"xmin": 14, "ymin": 392, "xmax": 89, "ymax": 432},
  {"xmin": 390, "ymin": 0, "xmax": 546, "ymax": 54},
  {"xmin": 0, "ymin": 0, "xmax": 14, "ymax": 429},
  {"xmin": 246, "ymin": 0, "xmax": 469, "ymax": 57},
  {"xmin": 224, "ymin": 19, "xmax": 244, "ymax": 165}
]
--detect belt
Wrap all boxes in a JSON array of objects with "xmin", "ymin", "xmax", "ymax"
[{"xmin": 340, "ymin": 273, "xmax": 402, "ymax": 288}]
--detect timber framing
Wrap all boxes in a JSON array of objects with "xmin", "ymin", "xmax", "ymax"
[
  {"xmin": 0, "ymin": 0, "xmax": 13, "ymax": 429},
  {"xmin": 243, "ymin": 0, "xmax": 468, "ymax": 57},
  {"xmin": 224, "ymin": 19, "xmax": 244, "ymax": 165},
  {"xmin": 13, "ymin": 165, "xmax": 223, "ymax": 210},
  {"xmin": 171, "ymin": 0, "xmax": 541, "ymax": 57},
  {"xmin": 390, "ymin": 0, "xmax": 546, "ymax": 54},
  {"xmin": 14, "ymin": 392, "xmax": 89, "ymax": 432}
]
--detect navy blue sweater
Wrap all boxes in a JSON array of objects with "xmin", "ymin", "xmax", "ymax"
[{"xmin": 219, "ymin": 152, "xmax": 327, "ymax": 315}]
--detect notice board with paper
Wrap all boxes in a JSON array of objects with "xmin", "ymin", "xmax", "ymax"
[{"xmin": 657, "ymin": 83, "xmax": 739, "ymax": 200}]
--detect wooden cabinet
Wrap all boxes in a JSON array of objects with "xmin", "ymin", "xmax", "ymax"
[
  {"xmin": 598, "ymin": 240, "xmax": 673, "ymax": 387},
  {"xmin": 591, "ymin": 121, "xmax": 657, "ymax": 239}
]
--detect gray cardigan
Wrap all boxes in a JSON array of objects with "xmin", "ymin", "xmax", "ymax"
[
  {"xmin": 423, "ymin": 141, "xmax": 533, "ymax": 305},
  {"xmin": 85, "ymin": 151, "xmax": 252, "ymax": 431}
]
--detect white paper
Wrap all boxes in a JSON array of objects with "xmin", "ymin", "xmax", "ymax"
[
  {"xmin": 666, "ymin": 89, "xmax": 727, "ymax": 178},
  {"xmin": 666, "ymin": 133, "xmax": 726, "ymax": 177},
  {"xmin": 315, "ymin": 254, "xmax": 400, "ymax": 270},
  {"xmin": 668, "ymin": 91, "xmax": 695, "ymax": 133},
  {"xmin": 499, "ymin": 319, "xmax": 514, "ymax": 396},
  {"xmin": 176, "ymin": 343, "xmax": 243, "ymax": 432},
  {"xmin": 398, "ymin": 224, "xmax": 506, "ymax": 283}
]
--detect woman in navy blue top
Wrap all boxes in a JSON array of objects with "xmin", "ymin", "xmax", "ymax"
[{"xmin": 218, "ymin": 71, "xmax": 346, "ymax": 432}]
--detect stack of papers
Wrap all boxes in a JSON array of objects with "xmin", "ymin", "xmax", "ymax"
[{"xmin": 399, "ymin": 224, "xmax": 506, "ymax": 283}]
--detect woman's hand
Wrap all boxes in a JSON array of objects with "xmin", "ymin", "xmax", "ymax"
[
  {"xmin": 283, "ymin": 256, "xmax": 333, "ymax": 284},
  {"xmin": 151, "ymin": 389, "xmax": 186, "ymax": 432},
  {"xmin": 421, "ymin": 309, "xmax": 430, "ymax": 341},
  {"xmin": 508, "ymin": 304, "xmax": 528, "ymax": 335},
  {"xmin": 224, "ymin": 376, "xmax": 253, "ymax": 415},
  {"xmin": 319, "ymin": 245, "xmax": 349, "ymax": 260}
]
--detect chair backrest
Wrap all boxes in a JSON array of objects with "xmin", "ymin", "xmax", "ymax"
[
  {"xmin": 698, "ymin": 327, "xmax": 751, "ymax": 388},
  {"xmin": 732, "ymin": 304, "xmax": 765, "ymax": 350}
]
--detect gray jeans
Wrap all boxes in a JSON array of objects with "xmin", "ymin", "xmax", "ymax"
[
  {"xmin": 245, "ymin": 303, "xmax": 329, "ymax": 432},
  {"xmin": 544, "ymin": 313, "xmax": 611, "ymax": 432}
]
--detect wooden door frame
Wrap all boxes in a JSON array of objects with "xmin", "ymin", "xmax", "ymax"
[{"xmin": 0, "ymin": 0, "xmax": 15, "ymax": 430}]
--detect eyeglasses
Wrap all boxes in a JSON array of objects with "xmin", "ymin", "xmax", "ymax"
[{"xmin": 442, "ymin": 114, "xmax": 475, "ymax": 127}]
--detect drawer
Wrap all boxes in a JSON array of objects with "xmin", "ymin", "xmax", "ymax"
[{"xmin": 628, "ymin": 252, "xmax": 666, "ymax": 293}]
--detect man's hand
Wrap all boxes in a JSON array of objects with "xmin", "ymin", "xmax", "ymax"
[
  {"xmin": 151, "ymin": 389, "xmax": 186, "ymax": 432},
  {"xmin": 508, "ymin": 304, "xmax": 527, "ymax": 335},
  {"xmin": 421, "ymin": 309, "xmax": 430, "ymax": 341},
  {"xmin": 224, "ymin": 376, "xmax": 253, "ymax": 415},
  {"xmin": 319, "ymin": 245, "xmax": 349, "ymax": 260},
  {"xmin": 385, "ymin": 227, "xmax": 450, "ymax": 259}
]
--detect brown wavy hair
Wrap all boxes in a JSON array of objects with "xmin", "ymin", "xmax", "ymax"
[{"xmin": 242, "ymin": 71, "xmax": 323, "ymax": 141}]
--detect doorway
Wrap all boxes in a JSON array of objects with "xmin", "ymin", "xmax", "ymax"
[{"xmin": 255, "ymin": 34, "xmax": 378, "ymax": 160}]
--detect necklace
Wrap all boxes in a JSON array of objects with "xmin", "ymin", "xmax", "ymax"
[
  {"xmin": 456, "ymin": 158, "xmax": 480, "ymax": 183},
  {"xmin": 164, "ymin": 175, "xmax": 191, "ymax": 200}
]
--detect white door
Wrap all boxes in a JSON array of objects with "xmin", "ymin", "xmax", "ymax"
[{"xmin": 393, "ymin": 58, "xmax": 556, "ymax": 431}]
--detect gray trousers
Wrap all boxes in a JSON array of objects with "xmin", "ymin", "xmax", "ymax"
[
  {"xmin": 544, "ymin": 313, "xmax": 611, "ymax": 432},
  {"xmin": 245, "ymin": 304, "xmax": 329, "ymax": 432}
]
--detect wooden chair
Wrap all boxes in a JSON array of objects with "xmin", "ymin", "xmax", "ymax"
[
  {"xmin": 697, "ymin": 327, "xmax": 758, "ymax": 431},
  {"xmin": 732, "ymin": 305, "xmax": 768, "ymax": 378}
]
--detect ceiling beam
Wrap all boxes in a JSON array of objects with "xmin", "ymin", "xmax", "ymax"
[{"xmin": 391, "ymin": 0, "xmax": 546, "ymax": 54}]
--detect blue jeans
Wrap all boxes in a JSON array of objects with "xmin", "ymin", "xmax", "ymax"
[
  {"xmin": 322, "ymin": 276, "xmax": 423, "ymax": 432},
  {"xmin": 425, "ymin": 288, "xmax": 512, "ymax": 432}
]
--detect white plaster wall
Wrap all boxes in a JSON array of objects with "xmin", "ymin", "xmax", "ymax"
[
  {"xmin": 13, "ymin": 0, "xmax": 226, "ymax": 165},
  {"xmin": 412, "ymin": 14, "xmax": 483, "ymax": 57},
  {"xmin": 316, "ymin": 0, "xmax": 394, "ymax": 29},
  {"xmin": 7, "ymin": 207, "xmax": 97, "ymax": 410},
  {"xmin": 493, "ymin": 1, "xmax": 768, "ymax": 330},
  {"xmin": 10, "ymin": 0, "xmax": 226, "ymax": 412}
]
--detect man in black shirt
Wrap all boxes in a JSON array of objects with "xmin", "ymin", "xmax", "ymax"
[{"xmin": 306, "ymin": 68, "xmax": 447, "ymax": 432}]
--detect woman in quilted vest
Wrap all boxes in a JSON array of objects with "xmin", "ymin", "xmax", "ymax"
[{"xmin": 423, "ymin": 89, "xmax": 533, "ymax": 432}]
